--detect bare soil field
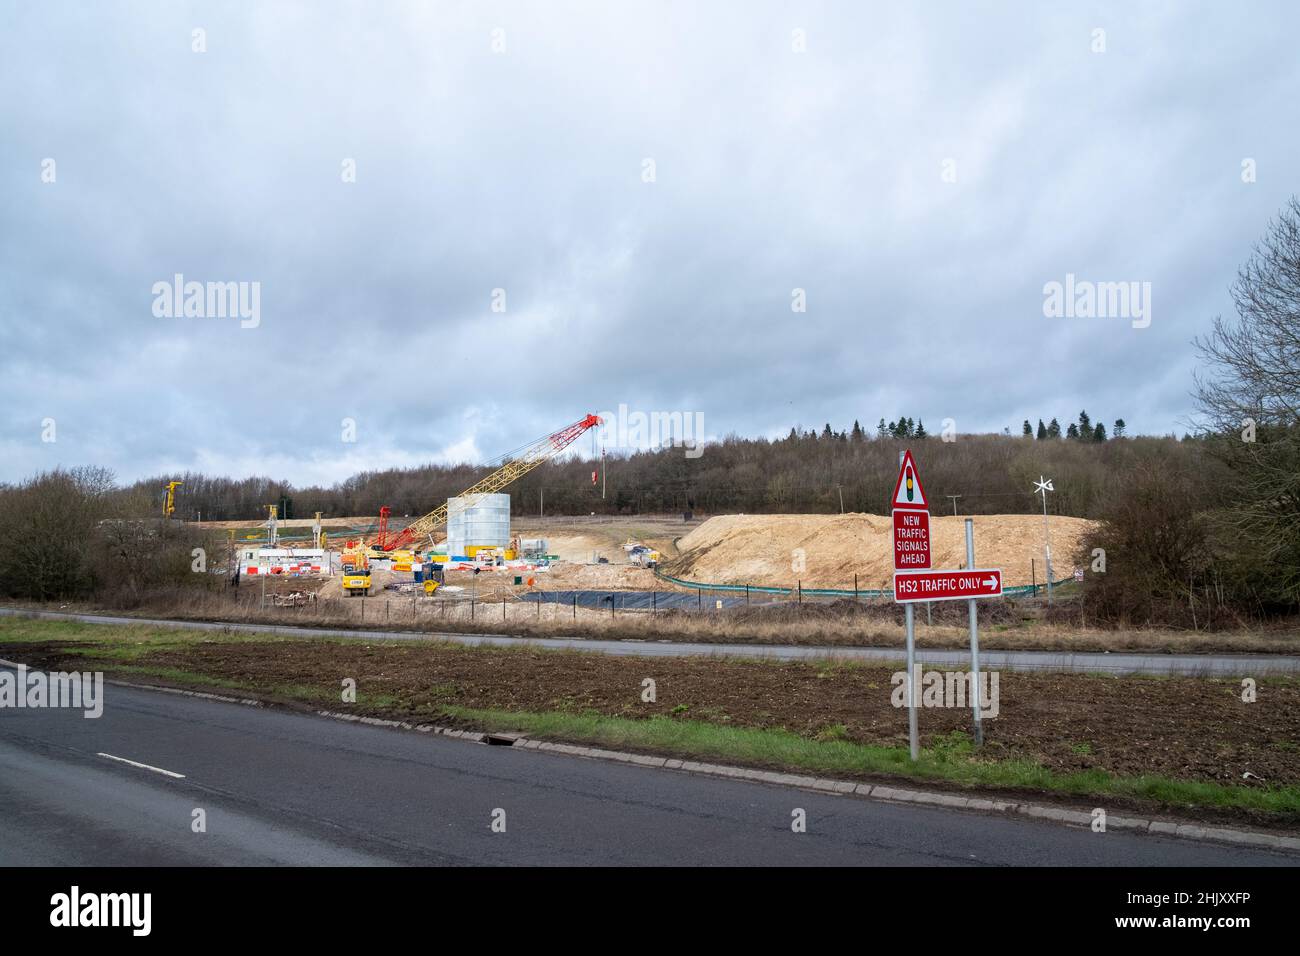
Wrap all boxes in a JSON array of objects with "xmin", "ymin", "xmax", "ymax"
[
  {"xmin": 511, "ymin": 514, "xmax": 695, "ymax": 563},
  {"xmin": 663, "ymin": 513, "xmax": 1096, "ymax": 589}
]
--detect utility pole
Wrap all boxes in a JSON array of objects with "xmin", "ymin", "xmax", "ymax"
[
  {"xmin": 601, "ymin": 447, "xmax": 606, "ymax": 500},
  {"xmin": 836, "ymin": 485, "xmax": 844, "ymax": 514},
  {"xmin": 1033, "ymin": 476, "xmax": 1055, "ymax": 605},
  {"xmin": 946, "ymin": 494, "xmax": 961, "ymax": 516}
]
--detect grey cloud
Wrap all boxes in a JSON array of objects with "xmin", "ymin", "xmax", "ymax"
[{"xmin": 2, "ymin": 1, "xmax": 1297, "ymax": 483}]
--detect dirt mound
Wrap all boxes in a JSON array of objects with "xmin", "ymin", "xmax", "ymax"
[
  {"xmin": 532, "ymin": 564, "xmax": 661, "ymax": 590},
  {"xmin": 663, "ymin": 513, "xmax": 1097, "ymax": 589}
]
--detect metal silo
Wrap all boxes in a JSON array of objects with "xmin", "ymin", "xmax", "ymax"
[{"xmin": 444, "ymin": 494, "xmax": 511, "ymax": 558}]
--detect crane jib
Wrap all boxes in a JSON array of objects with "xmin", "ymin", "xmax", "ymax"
[{"xmin": 382, "ymin": 414, "xmax": 603, "ymax": 550}]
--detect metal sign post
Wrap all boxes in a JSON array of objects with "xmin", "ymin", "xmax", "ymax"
[
  {"xmin": 891, "ymin": 449, "xmax": 930, "ymax": 762},
  {"xmin": 965, "ymin": 518, "xmax": 983, "ymax": 747},
  {"xmin": 891, "ymin": 450, "xmax": 1003, "ymax": 759},
  {"xmin": 904, "ymin": 602, "xmax": 918, "ymax": 760}
]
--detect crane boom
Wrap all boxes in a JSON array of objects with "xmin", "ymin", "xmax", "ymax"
[{"xmin": 384, "ymin": 413, "xmax": 603, "ymax": 552}]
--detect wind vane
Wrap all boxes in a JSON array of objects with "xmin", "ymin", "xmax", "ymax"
[{"xmin": 1033, "ymin": 476, "xmax": 1055, "ymax": 605}]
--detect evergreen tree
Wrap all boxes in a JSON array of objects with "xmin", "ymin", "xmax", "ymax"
[
  {"xmin": 787, "ymin": 427, "xmax": 798, "ymax": 442},
  {"xmin": 851, "ymin": 420, "xmax": 864, "ymax": 442},
  {"xmin": 904, "ymin": 417, "xmax": 916, "ymax": 438},
  {"xmin": 1066, "ymin": 423, "xmax": 1080, "ymax": 439},
  {"xmin": 1113, "ymin": 418, "xmax": 1126, "ymax": 437},
  {"xmin": 1077, "ymin": 410, "xmax": 1092, "ymax": 441},
  {"xmin": 1022, "ymin": 419, "xmax": 1032, "ymax": 437},
  {"xmin": 821, "ymin": 423, "xmax": 833, "ymax": 440},
  {"xmin": 876, "ymin": 418, "xmax": 888, "ymax": 440},
  {"xmin": 915, "ymin": 420, "xmax": 928, "ymax": 439},
  {"xmin": 1047, "ymin": 418, "xmax": 1061, "ymax": 438},
  {"xmin": 1093, "ymin": 421, "xmax": 1107, "ymax": 441},
  {"xmin": 1036, "ymin": 419, "xmax": 1047, "ymax": 440}
]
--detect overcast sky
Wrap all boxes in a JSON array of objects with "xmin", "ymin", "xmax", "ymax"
[{"xmin": 3, "ymin": 1, "xmax": 1297, "ymax": 486}]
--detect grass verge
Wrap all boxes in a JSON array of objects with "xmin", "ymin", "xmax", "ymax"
[{"xmin": 436, "ymin": 706, "xmax": 1300, "ymax": 817}]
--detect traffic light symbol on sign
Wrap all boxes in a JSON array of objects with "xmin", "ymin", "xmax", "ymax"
[{"xmin": 891, "ymin": 450, "xmax": 929, "ymax": 510}]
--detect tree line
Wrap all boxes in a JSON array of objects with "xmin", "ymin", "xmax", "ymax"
[{"xmin": 1023, "ymin": 412, "xmax": 1126, "ymax": 442}]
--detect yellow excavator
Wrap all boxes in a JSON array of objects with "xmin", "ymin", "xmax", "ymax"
[
  {"xmin": 341, "ymin": 548, "xmax": 371, "ymax": 596},
  {"xmin": 163, "ymin": 480, "xmax": 183, "ymax": 518}
]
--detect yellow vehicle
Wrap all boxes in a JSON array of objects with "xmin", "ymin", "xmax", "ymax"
[
  {"xmin": 342, "ymin": 567, "xmax": 371, "ymax": 596},
  {"xmin": 163, "ymin": 480, "xmax": 183, "ymax": 518},
  {"xmin": 423, "ymin": 579, "xmax": 440, "ymax": 595}
]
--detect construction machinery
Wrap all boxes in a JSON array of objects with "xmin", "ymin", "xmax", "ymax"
[
  {"xmin": 341, "ymin": 548, "xmax": 371, "ymax": 596},
  {"xmin": 379, "ymin": 413, "xmax": 603, "ymax": 553},
  {"xmin": 418, "ymin": 562, "xmax": 445, "ymax": 595},
  {"xmin": 342, "ymin": 566, "xmax": 371, "ymax": 597},
  {"xmin": 163, "ymin": 481, "xmax": 183, "ymax": 518}
]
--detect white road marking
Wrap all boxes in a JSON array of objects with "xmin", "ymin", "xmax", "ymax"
[{"xmin": 96, "ymin": 752, "xmax": 186, "ymax": 779}]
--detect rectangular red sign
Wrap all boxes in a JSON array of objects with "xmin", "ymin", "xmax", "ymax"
[
  {"xmin": 893, "ymin": 510, "xmax": 931, "ymax": 570},
  {"xmin": 893, "ymin": 568, "xmax": 1003, "ymax": 603}
]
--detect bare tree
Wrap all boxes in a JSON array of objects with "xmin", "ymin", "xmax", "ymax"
[
  {"xmin": 1195, "ymin": 196, "xmax": 1300, "ymax": 429},
  {"xmin": 1193, "ymin": 197, "xmax": 1300, "ymax": 604}
]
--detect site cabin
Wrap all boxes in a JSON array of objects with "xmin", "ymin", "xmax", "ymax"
[{"xmin": 239, "ymin": 547, "xmax": 332, "ymax": 577}]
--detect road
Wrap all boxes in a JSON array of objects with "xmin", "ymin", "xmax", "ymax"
[
  {"xmin": 2, "ymin": 606, "xmax": 1297, "ymax": 676},
  {"xmin": 0, "ymin": 672, "xmax": 1290, "ymax": 866}
]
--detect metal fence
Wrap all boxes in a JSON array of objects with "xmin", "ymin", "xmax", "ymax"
[{"xmin": 651, "ymin": 568, "xmax": 1071, "ymax": 600}]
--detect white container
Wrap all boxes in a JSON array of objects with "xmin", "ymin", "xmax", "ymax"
[{"xmin": 444, "ymin": 494, "xmax": 511, "ymax": 557}]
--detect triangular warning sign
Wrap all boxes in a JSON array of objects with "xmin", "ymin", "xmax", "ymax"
[{"xmin": 891, "ymin": 450, "xmax": 929, "ymax": 510}]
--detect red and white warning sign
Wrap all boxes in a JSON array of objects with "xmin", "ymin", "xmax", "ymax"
[
  {"xmin": 891, "ymin": 450, "xmax": 931, "ymax": 571},
  {"xmin": 891, "ymin": 449, "xmax": 929, "ymax": 511},
  {"xmin": 893, "ymin": 569, "xmax": 1003, "ymax": 603}
]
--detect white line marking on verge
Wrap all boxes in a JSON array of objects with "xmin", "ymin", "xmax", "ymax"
[{"xmin": 96, "ymin": 753, "xmax": 186, "ymax": 779}]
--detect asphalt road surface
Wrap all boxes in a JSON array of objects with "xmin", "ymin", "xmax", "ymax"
[
  {"xmin": 2, "ymin": 606, "xmax": 1297, "ymax": 676},
  {"xmin": 0, "ymin": 673, "xmax": 1290, "ymax": 866}
]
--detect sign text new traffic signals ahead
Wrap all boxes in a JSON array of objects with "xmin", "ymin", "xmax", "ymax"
[
  {"xmin": 893, "ymin": 509, "xmax": 931, "ymax": 569},
  {"xmin": 893, "ymin": 568, "xmax": 1003, "ymax": 603}
]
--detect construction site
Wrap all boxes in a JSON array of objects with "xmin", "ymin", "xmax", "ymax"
[{"xmin": 176, "ymin": 413, "xmax": 1095, "ymax": 625}]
